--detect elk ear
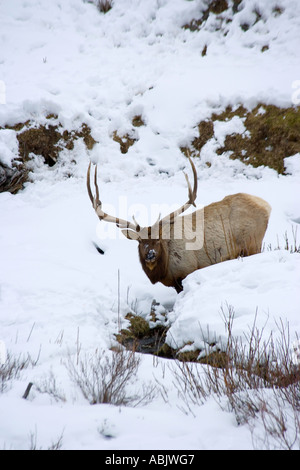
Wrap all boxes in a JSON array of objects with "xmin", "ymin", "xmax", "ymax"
[{"xmin": 121, "ymin": 229, "xmax": 141, "ymax": 241}]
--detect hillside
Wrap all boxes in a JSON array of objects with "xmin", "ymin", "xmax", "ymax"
[{"xmin": 0, "ymin": 0, "xmax": 300, "ymax": 450}]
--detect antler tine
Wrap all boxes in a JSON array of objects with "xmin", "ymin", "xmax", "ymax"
[
  {"xmin": 160, "ymin": 155, "xmax": 198, "ymax": 225},
  {"xmin": 94, "ymin": 164, "xmax": 100, "ymax": 207},
  {"xmin": 185, "ymin": 156, "xmax": 197, "ymax": 206},
  {"xmin": 132, "ymin": 215, "xmax": 141, "ymax": 232},
  {"xmin": 87, "ymin": 162, "xmax": 94, "ymax": 204},
  {"xmin": 87, "ymin": 162, "xmax": 101, "ymax": 210},
  {"xmin": 87, "ymin": 162, "xmax": 140, "ymax": 233},
  {"xmin": 183, "ymin": 171, "xmax": 195, "ymax": 206}
]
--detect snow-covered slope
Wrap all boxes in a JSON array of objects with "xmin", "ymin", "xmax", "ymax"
[{"xmin": 0, "ymin": 0, "xmax": 300, "ymax": 450}]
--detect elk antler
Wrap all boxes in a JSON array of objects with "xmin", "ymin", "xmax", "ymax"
[
  {"xmin": 160, "ymin": 156, "xmax": 198, "ymax": 225},
  {"xmin": 87, "ymin": 163, "xmax": 139, "ymax": 232}
]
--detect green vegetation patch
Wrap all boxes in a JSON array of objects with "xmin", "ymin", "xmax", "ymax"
[
  {"xmin": 116, "ymin": 313, "xmax": 167, "ymax": 356},
  {"xmin": 116, "ymin": 312, "xmax": 229, "ymax": 367}
]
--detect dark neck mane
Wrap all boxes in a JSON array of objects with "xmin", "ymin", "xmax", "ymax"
[{"xmin": 139, "ymin": 241, "xmax": 169, "ymax": 284}]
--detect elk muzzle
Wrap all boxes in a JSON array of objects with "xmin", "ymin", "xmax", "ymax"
[{"xmin": 145, "ymin": 249, "xmax": 157, "ymax": 269}]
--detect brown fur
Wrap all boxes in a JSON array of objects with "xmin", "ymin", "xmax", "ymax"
[
  {"xmin": 132, "ymin": 193, "xmax": 271, "ymax": 293},
  {"xmin": 87, "ymin": 162, "xmax": 271, "ymax": 293}
]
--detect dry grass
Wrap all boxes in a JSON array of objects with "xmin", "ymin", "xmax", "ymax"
[
  {"xmin": 66, "ymin": 347, "xmax": 156, "ymax": 406},
  {"xmin": 35, "ymin": 370, "xmax": 66, "ymax": 403},
  {"xmin": 183, "ymin": 0, "xmax": 232, "ymax": 32},
  {"xmin": 16, "ymin": 121, "xmax": 96, "ymax": 167},
  {"xmin": 265, "ymin": 226, "xmax": 300, "ymax": 254},
  {"xmin": 183, "ymin": 1, "xmax": 282, "ymax": 36},
  {"xmin": 168, "ymin": 306, "xmax": 300, "ymax": 449},
  {"xmin": 116, "ymin": 227, "xmax": 299, "ymax": 364},
  {"xmin": 112, "ymin": 130, "xmax": 137, "ymax": 154},
  {"xmin": 0, "ymin": 117, "xmax": 97, "ymax": 193},
  {"xmin": 96, "ymin": 0, "xmax": 113, "ymax": 14},
  {"xmin": 29, "ymin": 428, "xmax": 64, "ymax": 451},
  {"xmin": 181, "ymin": 104, "xmax": 300, "ymax": 174},
  {"xmin": 116, "ymin": 312, "xmax": 168, "ymax": 356},
  {"xmin": 0, "ymin": 351, "xmax": 38, "ymax": 394}
]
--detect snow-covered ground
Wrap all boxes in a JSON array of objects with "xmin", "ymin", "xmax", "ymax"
[{"xmin": 0, "ymin": 0, "xmax": 300, "ymax": 450}]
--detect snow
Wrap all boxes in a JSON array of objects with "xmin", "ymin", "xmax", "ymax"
[
  {"xmin": 167, "ymin": 250, "xmax": 300, "ymax": 352},
  {"xmin": 0, "ymin": 0, "xmax": 300, "ymax": 450}
]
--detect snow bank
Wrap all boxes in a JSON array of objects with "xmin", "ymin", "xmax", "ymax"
[
  {"xmin": 0, "ymin": 0, "xmax": 300, "ymax": 450},
  {"xmin": 168, "ymin": 250, "xmax": 300, "ymax": 352}
]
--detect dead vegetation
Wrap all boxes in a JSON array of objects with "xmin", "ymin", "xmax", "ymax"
[
  {"xmin": 0, "ymin": 161, "xmax": 27, "ymax": 194},
  {"xmin": 66, "ymin": 348, "xmax": 156, "ymax": 406},
  {"xmin": 266, "ymin": 226, "xmax": 300, "ymax": 254},
  {"xmin": 112, "ymin": 130, "xmax": 137, "ymax": 155},
  {"xmin": 2, "ymin": 102, "xmax": 298, "ymax": 194},
  {"xmin": 131, "ymin": 114, "xmax": 145, "ymax": 128},
  {"xmin": 0, "ymin": 116, "xmax": 96, "ymax": 193},
  {"xmin": 116, "ymin": 306, "xmax": 168, "ymax": 356},
  {"xmin": 28, "ymin": 428, "xmax": 64, "ymax": 451},
  {"xmin": 167, "ymin": 307, "xmax": 300, "ymax": 449},
  {"xmin": 117, "ymin": 228, "xmax": 300, "ymax": 365},
  {"xmin": 181, "ymin": 104, "xmax": 300, "ymax": 174},
  {"xmin": 15, "ymin": 119, "xmax": 96, "ymax": 166},
  {"xmin": 112, "ymin": 115, "xmax": 144, "ymax": 154},
  {"xmin": 2, "ymin": 306, "xmax": 299, "ymax": 449},
  {"xmin": 183, "ymin": 0, "xmax": 283, "ymax": 37},
  {"xmin": 17, "ymin": 121, "xmax": 96, "ymax": 167},
  {"xmin": 95, "ymin": 0, "xmax": 113, "ymax": 14},
  {"xmin": 183, "ymin": 0, "xmax": 234, "ymax": 32},
  {"xmin": 0, "ymin": 351, "xmax": 39, "ymax": 394},
  {"xmin": 35, "ymin": 370, "xmax": 66, "ymax": 403}
]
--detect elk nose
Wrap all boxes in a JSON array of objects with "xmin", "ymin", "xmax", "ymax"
[{"xmin": 146, "ymin": 249, "xmax": 156, "ymax": 261}]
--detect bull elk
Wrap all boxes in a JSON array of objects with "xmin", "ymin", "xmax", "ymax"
[{"xmin": 87, "ymin": 158, "xmax": 271, "ymax": 293}]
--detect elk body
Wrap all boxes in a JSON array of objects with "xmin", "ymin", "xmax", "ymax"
[{"xmin": 87, "ymin": 158, "xmax": 271, "ymax": 293}]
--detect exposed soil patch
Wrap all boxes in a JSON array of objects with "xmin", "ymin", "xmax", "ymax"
[
  {"xmin": 112, "ymin": 131, "xmax": 137, "ymax": 155},
  {"xmin": 181, "ymin": 104, "xmax": 300, "ymax": 174},
  {"xmin": 17, "ymin": 124, "xmax": 62, "ymax": 167},
  {"xmin": 183, "ymin": 0, "xmax": 230, "ymax": 32},
  {"xmin": 95, "ymin": 0, "xmax": 113, "ymax": 14},
  {"xmin": 0, "ymin": 117, "xmax": 97, "ymax": 193},
  {"xmin": 187, "ymin": 120, "xmax": 214, "ymax": 155},
  {"xmin": 183, "ymin": 0, "xmax": 283, "ymax": 37},
  {"xmin": 183, "ymin": 0, "xmax": 242, "ymax": 33},
  {"xmin": 16, "ymin": 120, "xmax": 96, "ymax": 167},
  {"xmin": 132, "ymin": 114, "xmax": 145, "ymax": 128},
  {"xmin": 112, "ymin": 115, "xmax": 144, "ymax": 154}
]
